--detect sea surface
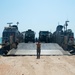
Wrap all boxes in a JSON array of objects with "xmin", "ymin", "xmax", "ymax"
[{"xmin": 0, "ymin": 37, "xmax": 2, "ymax": 44}]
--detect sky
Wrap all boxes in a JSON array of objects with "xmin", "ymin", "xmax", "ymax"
[{"xmin": 0, "ymin": 0, "xmax": 75, "ymax": 37}]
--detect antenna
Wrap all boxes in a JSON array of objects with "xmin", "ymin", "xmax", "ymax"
[
  {"xmin": 7, "ymin": 22, "xmax": 13, "ymax": 27},
  {"xmin": 58, "ymin": 22, "xmax": 60, "ymax": 25},
  {"xmin": 63, "ymin": 24, "xmax": 65, "ymax": 31}
]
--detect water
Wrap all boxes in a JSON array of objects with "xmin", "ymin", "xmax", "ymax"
[{"xmin": 0, "ymin": 37, "xmax": 2, "ymax": 44}]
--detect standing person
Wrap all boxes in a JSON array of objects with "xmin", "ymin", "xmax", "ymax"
[{"xmin": 36, "ymin": 41, "xmax": 41, "ymax": 59}]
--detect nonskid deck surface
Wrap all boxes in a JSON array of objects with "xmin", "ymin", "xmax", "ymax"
[{"xmin": 8, "ymin": 43, "xmax": 71, "ymax": 56}]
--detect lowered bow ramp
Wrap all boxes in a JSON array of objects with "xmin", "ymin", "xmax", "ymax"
[{"xmin": 8, "ymin": 43, "xmax": 70, "ymax": 56}]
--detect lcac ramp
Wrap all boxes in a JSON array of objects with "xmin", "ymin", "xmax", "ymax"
[{"xmin": 7, "ymin": 43, "xmax": 71, "ymax": 56}]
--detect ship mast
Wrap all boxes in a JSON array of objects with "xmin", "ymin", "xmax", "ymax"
[{"xmin": 64, "ymin": 20, "xmax": 69, "ymax": 31}]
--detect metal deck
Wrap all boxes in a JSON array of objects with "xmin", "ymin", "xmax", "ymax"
[{"xmin": 7, "ymin": 43, "xmax": 71, "ymax": 56}]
